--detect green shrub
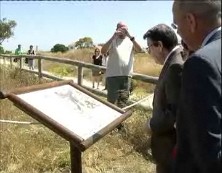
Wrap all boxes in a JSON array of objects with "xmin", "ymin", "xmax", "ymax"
[
  {"xmin": 0, "ymin": 45, "xmax": 4, "ymax": 54},
  {"xmin": 48, "ymin": 65, "xmax": 75, "ymax": 77},
  {"xmin": 51, "ymin": 44, "xmax": 69, "ymax": 53}
]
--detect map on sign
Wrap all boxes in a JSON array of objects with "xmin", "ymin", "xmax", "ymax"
[{"xmin": 17, "ymin": 85, "xmax": 122, "ymax": 140}]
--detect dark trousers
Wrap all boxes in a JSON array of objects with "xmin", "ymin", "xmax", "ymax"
[
  {"xmin": 106, "ymin": 76, "xmax": 131, "ymax": 108},
  {"xmin": 156, "ymin": 162, "xmax": 173, "ymax": 173}
]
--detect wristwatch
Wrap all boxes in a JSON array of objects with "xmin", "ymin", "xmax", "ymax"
[{"xmin": 130, "ymin": 37, "xmax": 135, "ymax": 41}]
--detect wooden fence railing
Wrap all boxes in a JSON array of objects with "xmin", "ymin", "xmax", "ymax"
[{"xmin": 0, "ymin": 54, "xmax": 158, "ymax": 97}]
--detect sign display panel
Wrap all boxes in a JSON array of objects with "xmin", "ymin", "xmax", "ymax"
[{"xmin": 17, "ymin": 85, "xmax": 122, "ymax": 140}]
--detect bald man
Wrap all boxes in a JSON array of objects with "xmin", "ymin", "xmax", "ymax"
[
  {"xmin": 101, "ymin": 22, "xmax": 142, "ymax": 111},
  {"xmin": 172, "ymin": 0, "xmax": 221, "ymax": 173}
]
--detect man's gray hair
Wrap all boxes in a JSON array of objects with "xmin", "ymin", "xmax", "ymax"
[{"xmin": 175, "ymin": 0, "xmax": 221, "ymax": 21}]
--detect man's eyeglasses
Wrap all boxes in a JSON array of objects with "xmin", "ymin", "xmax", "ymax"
[
  {"xmin": 146, "ymin": 43, "xmax": 154, "ymax": 52},
  {"xmin": 171, "ymin": 23, "xmax": 178, "ymax": 30}
]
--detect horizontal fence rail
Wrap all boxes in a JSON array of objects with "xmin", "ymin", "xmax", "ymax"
[
  {"xmin": 0, "ymin": 54, "xmax": 158, "ymax": 109},
  {"xmin": 0, "ymin": 54, "xmax": 158, "ymax": 83}
]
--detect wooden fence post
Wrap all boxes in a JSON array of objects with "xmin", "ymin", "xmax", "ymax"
[
  {"xmin": 70, "ymin": 143, "xmax": 82, "ymax": 173},
  {"xmin": 10, "ymin": 57, "xmax": 13, "ymax": 67},
  {"xmin": 77, "ymin": 66, "xmax": 83, "ymax": 86},
  {"xmin": 3, "ymin": 56, "xmax": 6, "ymax": 64},
  {"xmin": 19, "ymin": 56, "xmax": 23, "ymax": 69},
  {"xmin": 38, "ymin": 58, "xmax": 42, "ymax": 78}
]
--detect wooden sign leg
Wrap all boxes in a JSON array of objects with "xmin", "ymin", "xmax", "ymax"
[{"xmin": 70, "ymin": 143, "xmax": 82, "ymax": 173}]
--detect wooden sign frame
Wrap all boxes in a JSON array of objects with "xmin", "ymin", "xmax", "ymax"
[{"xmin": 0, "ymin": 80, "xmax": 132, "ymax": 173}]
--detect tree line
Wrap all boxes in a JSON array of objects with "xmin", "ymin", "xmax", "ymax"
[{"xmin": 0, "ymin": 18, "xmax": 99, "ymax": 54}]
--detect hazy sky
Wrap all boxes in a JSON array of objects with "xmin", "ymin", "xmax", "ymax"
[{"xmin": 1, "ymin": 1, "xmax": 177, "ymax": 51}]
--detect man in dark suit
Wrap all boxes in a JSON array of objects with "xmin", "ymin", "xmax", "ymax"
[
  {"xmin": 172, "ymin": 0, "xmax": 221, "ymax": 172},
  {"xmin": 143, "ymin": 24, "xmax": 184, "ymax": 173}
]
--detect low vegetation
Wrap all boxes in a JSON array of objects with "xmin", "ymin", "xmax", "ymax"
[
  {"xmin": 0, "ymin": 49, "xmax": 161, "ymax": 172},
  {"xmin": 0, "ymin": 66, "xmax": 156, "ymax": 173},
  {"xmin": 39, "ymin": 49, "xmax": 162, "ymax": 77}
]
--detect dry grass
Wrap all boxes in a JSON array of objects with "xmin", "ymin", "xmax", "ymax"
[
  {"xmin": 134, "ymin": 53, "xmax": 162, "ymax": 77},
  {"xmin": 39, "ymin": 49, "xmax": 162, "ymax": 77},
  {"xmin": 0, "ymin": 66, "xmax": 155, "ymax": 173},
  {"xmin": 39, "ymin": 49, "xmax": 94, "ymax": 63},
  {"xmin": 39, "ymin": 49, "xmax": 95, "ymax": 80},
  {"xmin": 39, "ymin": 49, "xmax": 161, "ymax": 94}
]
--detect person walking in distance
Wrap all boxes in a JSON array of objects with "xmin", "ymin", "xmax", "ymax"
[
  {"xmin": 27, "ymin": 45, "xmax": 35, "ymax": 70},
  {"xmin": 14, "ymin": 44, "xmax": 22, "ymax": 63},
  {"xmin": 91, "ymin": 47, "xmax": 103, "ymax": 89}
]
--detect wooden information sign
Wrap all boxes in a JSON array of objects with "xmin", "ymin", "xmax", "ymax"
[{"xmin": 0, "ymin": 80, "xmax": 132, "ymax": 173}]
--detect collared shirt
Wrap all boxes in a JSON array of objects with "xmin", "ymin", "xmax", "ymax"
[
  {"xmin": 201, "ymin": 26, "xmax": 221, "ymax": 47},
  {"xmin": 163, "ymin": 45, "xmax": 181, "ymax": 65}
]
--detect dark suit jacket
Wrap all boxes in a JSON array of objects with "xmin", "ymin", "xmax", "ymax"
[
  {"xmin": 175, "ymin": 30, "xmax": 221, "ymax": 173},
  {"xmin": 150, "ymin": 48, "xmax": 184, "ymax": 165}
]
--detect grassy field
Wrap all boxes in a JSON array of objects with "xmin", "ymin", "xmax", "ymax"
[
  {"xmin": 39, "ymin": 49, "xmax": 162, "ymax": 77},
  {"xmin": 0, "ymin": 50, "xmax": 161, "ymax": 172},
  {"xmin": 39, "ymin": 49, "xmax": 162, "ymax": 95}
]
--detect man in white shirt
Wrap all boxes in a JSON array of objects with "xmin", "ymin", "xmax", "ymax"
[{"xmin": 101, "ymin": 22, "xmax": 142, "ymax": 109}]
